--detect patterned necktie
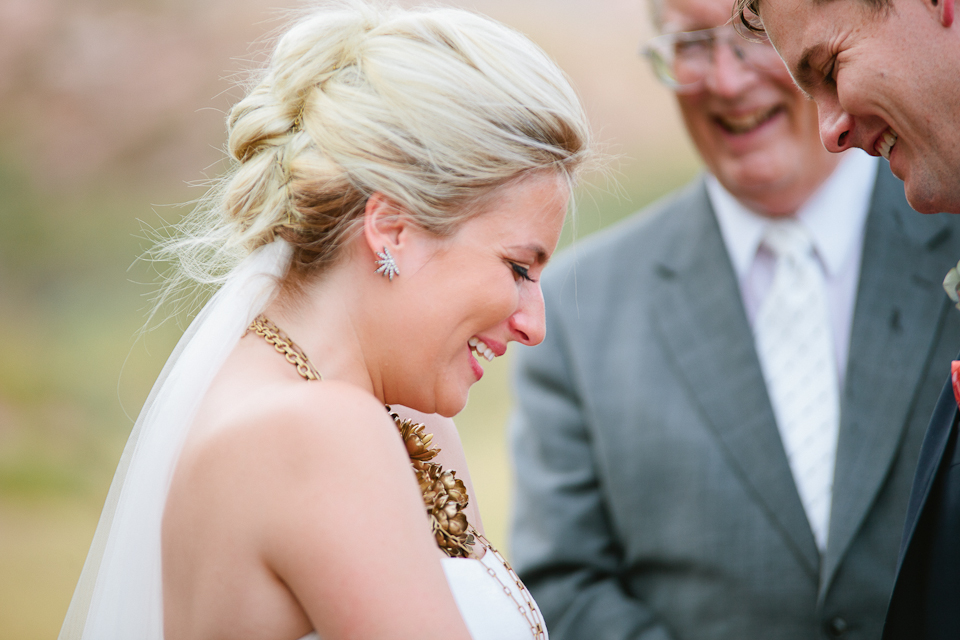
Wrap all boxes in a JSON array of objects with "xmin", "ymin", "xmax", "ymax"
[{"xmin": 754, "ymin": 221, "xmax": 839, "ymax": 552}]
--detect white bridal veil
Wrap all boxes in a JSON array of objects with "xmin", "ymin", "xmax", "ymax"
[{"xmin": 59, "ymin": 240, "xmax": 292, "ymax": 640}]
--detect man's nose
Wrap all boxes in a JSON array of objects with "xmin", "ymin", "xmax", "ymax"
[
  {"xmin": 704, "ymin": 41, "xmax": 757, "ymax": 96},
  {"xmin": 817, "ymin": 96, "xmax": 856, "ymax": 153}
]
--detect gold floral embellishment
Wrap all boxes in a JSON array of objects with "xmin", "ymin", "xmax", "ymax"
[
  {"xmin": 389, "ymin": 408, "xmax": 475, "ymax": 558},
  {"xmin": 419, "ymin": 464, "xmax": 474, "ymax": 556},
  {"xmin": 395, "ymin": 417, "xmax": 440, "ymax": 463}
]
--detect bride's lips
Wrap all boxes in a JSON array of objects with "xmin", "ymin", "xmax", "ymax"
[
  {"xmin": 468, "ymin": 350, "xmax": 484, "ymax": 381},
  {"xmin": 467, "ymin": 336, "xmax": 506, "ymax": 381}
]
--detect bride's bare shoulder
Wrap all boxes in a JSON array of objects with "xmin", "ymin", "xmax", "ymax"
[
  {"xmin": 261, "ymin": 379, "xmax": 398, "ymax": 442},
  {"xmin": 169, "ymin": 380, "xmax": 416, "ymax": 522},
  {"xmin": 162, "ymin": 382, "xmax": 453, "ymax": 639}
]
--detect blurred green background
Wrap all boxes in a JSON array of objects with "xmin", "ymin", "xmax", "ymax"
[{"xmin": 0, "ymin": 0, "xmax": 701, "ymax": 637}]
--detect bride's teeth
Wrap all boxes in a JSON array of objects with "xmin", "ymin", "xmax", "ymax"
[
  {"xmin": 468, "ymin": 336, "xmax": 498, "ymax": 361},
  {"xmin": 468, "ymin": 337, "xmax": 497, "ymax": 361}
]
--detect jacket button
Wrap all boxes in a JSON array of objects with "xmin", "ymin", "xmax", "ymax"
[{"xmin": 825, "ymin": 617, "xmax": 848, "ymax": 637}]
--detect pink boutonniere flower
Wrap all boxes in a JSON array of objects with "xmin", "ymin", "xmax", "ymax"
[{"xmin": 952, "ymin": 361, "xmax": 960, "ymax": 409}]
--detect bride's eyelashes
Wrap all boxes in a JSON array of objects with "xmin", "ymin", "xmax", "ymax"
[{"xmin": 510, "ymin": 262, "xmax": 536, "ymax": 283}]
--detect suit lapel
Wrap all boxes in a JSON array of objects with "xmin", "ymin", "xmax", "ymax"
[
  {"xmin": 650, "ymin": 181, "xmax": 820, "ymax": 579},
  {"xmin": 820, "ymin": 166, "xmax": 953, "ymax": 596}
]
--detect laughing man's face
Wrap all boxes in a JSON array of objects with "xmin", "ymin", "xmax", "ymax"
[
  {"xmin": 665, "ymin": 0, "xmax": 841, "ymax": 216},
  {"xmin": 760, "ymin": 0, "xmax": 960, "ymax": 213}
]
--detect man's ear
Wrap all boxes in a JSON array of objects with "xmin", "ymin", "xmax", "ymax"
[{"xmin": 362, "ymin": 192, "xmax": 409, "ymax": 259}]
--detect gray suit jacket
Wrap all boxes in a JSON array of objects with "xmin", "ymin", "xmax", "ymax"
[{"xmin": 510, "ymin": 164, "xmax": 960, "ymax": 640}]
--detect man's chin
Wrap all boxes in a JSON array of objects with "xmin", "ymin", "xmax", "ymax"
[{"xmin": 903, "ymin": 176, "xmax": 960, "ymax": 214}]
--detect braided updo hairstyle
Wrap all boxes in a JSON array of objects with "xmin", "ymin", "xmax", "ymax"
[{"xmin": 153, "ymin": 1, "xmax": 590, "ymax": 313}]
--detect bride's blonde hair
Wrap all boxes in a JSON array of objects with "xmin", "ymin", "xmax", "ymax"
[{"xmin": 152, "ymin": 1, "xmax": 590, "ymax": 318}]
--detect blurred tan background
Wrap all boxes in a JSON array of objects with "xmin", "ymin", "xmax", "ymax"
[{"xmin": 0, "ymin": 0, "xmax": 701, "ymax": 637}]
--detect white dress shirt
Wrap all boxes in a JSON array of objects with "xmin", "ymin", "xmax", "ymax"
[{"xmin": 707, "ymin": 150, "xmax": 879, "ymax": 388}]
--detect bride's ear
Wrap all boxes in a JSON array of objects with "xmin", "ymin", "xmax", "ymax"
[{"xmin": 362, "ymin": 192, "xmax": 412, "ymax": 258}]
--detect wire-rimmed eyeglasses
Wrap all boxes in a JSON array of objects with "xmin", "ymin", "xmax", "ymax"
[{"xmin": 641, "ymin": 23, "xmax": 783, "ymax": 94}]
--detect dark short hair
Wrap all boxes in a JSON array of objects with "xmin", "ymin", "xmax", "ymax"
[{"xmin": 734, "ymin": 0, "xmax": 891, "ymax": 34}]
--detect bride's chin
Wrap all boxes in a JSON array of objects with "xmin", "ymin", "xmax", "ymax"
[
  {"xmin": 433, "ymin": 390, "xmax": 470, "ymax": 419},
  {"xmin": 386, "ymin": 390, "xmax": 465, "ymax": 420}
]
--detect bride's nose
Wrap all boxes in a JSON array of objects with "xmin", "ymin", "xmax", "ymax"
[{"xmin": 508, "ymin": 285, "xmax": 546, "ymax": 346}]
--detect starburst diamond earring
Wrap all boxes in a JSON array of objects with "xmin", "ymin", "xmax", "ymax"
[{"xmin": 374, "ymin": 247, "xmax": 400, "ymax": 281}]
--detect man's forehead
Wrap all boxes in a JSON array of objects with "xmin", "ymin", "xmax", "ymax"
[
  {"xmin": 765, "ymin": 0, "xmax": 875, "ymax": 67},
  {"xmin": 662, "ymin": 0, "xmax": 738, "ymax": 29},
  {"xmin": 762, "ymin": 0, "xmax": 820, "ymax": 57},
  {"xmin": 765, "ymin": 0, "xmax": 878, "ymax": 39},
  {"xmin": 739, "ymin": 0, "xmax": 840, "ymax": 47}
]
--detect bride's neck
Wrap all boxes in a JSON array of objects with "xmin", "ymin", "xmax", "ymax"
[{"xmin": 264, "ymin": 261, "xmax": 386, "ymax": 400}]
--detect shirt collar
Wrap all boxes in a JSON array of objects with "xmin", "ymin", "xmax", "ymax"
[{"xmin": 708, "ymin": 150, "xmax": 879, "ymax": 278}]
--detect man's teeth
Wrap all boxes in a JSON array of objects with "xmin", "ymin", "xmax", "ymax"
[
  {"xmin": 878, "ymin": 130, "xmax": 898, "ymax": 160},
  {"xmin": 468, "ymin": 337, "xmax": 495, "ymax": 362},
  {"xmin": 718, "ymin": 107, "xmax": 778, "ymax": 134}
]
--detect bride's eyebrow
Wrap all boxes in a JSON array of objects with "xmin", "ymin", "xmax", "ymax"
[{"xmin": 507, "ymin": 244, "xmax": 549, "ymax": 264}]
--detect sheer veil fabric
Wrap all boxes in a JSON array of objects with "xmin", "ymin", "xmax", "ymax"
[{"xmin": 59, "ymin": 240, "xmax": 292, "ymax": 640}]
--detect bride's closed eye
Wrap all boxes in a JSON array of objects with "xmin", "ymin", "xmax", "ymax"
[{"xmin": 510, "ymin": 262, "xmax": 536, "ymax": 283}]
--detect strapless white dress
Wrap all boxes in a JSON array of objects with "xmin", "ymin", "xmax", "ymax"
[{"xmin": 298, "ymin": 549, "xmax": 548, "ymax": 640}]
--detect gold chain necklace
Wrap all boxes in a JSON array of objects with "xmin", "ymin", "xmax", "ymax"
[
  {"xmin": 249, "ymin": 315, "xmax": 321, "ymax": 380},
  {"xmin": 247, "ymin": 315, "xmax": 545, "ymax": 638},
  {"xmin": 471, "ymin": 527, "xmax": 547, "ymax": 639}
]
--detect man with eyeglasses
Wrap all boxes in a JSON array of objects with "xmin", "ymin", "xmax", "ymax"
[{"xmin": 508, "ymin": 0, "xmax": 960, "ymax": 637}]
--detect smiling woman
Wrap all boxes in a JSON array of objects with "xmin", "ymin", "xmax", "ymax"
[
  {"xmin": 345, "ymin": 172, "xmax": 568, "ymax": 417},
  {"xmin": 57, "ymin": 3, "xmax": 590, "ymax": 640}
]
